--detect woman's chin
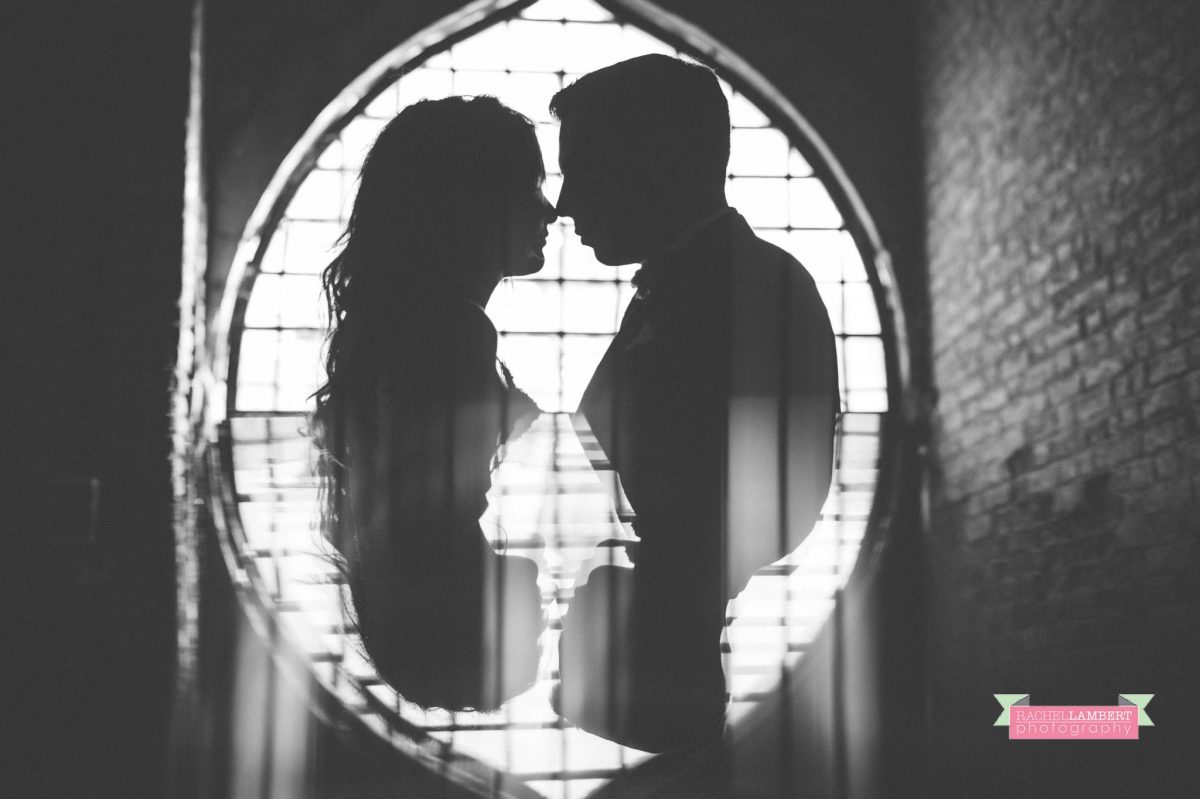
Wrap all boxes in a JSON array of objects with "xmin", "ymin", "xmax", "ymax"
[{"xmin": 508, "ymin": 253, "xmax": 545, "ymax": 277}]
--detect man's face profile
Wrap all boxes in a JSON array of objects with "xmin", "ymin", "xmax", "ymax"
[{"xmin": 556, "ymin": 120, "xmax": 652, "ymax": 266}]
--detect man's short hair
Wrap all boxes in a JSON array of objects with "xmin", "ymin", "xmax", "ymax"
[{"xmin": 550, "ymin": 54, "xmax": 731, "ymax": 187}]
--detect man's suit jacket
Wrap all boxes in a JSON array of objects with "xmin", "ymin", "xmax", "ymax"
[{"xmin": 561, "ymin": 209, "xmax": 839, "ymax": 751}]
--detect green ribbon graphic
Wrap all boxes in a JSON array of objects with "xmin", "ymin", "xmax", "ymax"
[
  {"xmin": 993, "ymin": 694, "xmax": 1030, "ymax": 726},
  {"xmin": 1118, "ymin": 694, "xmax": 1155, "ymax": 726},
  {"xmin": 994, "ymin": 694, "xmax": 1154, "ymax": 726}
]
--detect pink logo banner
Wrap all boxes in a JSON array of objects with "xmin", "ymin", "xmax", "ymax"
[
  {"xmin": 994, "ymin": 695, "xmax": 1153, "ymax": 740},
  {"xmin": 1008, "ymin": 705, "xmax": 1139, "ymax": 740}
]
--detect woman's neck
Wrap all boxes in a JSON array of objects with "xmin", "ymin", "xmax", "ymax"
[{"xmin": 461, "ymin": 275, "xmax": 502, "ymax": 309}]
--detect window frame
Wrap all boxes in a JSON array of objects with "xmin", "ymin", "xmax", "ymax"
[{"xmin": 202, "ymin": 0, "xmax": 913, "ymax": 794}]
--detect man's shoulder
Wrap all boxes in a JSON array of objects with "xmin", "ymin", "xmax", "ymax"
[
  {"xmin": 729, "ymin": 215, "xmax": 816, "ymax": 283},
  {"xmin": 713, "ymin": 215, "xmax": 823, "ymax": 313},
  {"xmin": 666, "ymin": 211, "xmax": 823, "ymax": 316}
]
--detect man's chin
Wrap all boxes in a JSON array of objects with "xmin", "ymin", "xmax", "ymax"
[{"xmin": 590, "ymin": 247, "xmax": 638, "ymax": 267}]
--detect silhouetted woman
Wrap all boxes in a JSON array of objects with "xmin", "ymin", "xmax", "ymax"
[{"xmin": 313, "ymin": 96, "xmax": 556, "ymax": 711}]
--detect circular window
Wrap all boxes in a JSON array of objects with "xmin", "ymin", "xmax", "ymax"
[{"xmin": 216, "ymin": 0, "xmax": 893, "ymax": 795}]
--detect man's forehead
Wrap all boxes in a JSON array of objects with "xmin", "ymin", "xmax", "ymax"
[
  {"xmin": 557, "ymin": 121, "xmax": 589, "ymax": 155},
  {"xmin": 558, "ymin": 120, "xmax": 619, "ymax": 169}
]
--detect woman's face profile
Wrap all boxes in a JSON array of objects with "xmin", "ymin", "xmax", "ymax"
[{"xmin": 504, "ymin": 185, "xmax": 557, "ymax": 278}]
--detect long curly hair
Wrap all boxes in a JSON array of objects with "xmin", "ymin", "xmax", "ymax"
[
  {"xmin": 309, "ymin": 97, "xmax": 546, "ymax": 710},
  {"xmin": 313, "ymin": 96, "xmax": 543, "ymax": 556}
]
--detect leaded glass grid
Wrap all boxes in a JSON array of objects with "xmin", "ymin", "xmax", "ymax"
[{"xmin": 221, "ymin": 1, "xmax": 889, "ymax": 796}]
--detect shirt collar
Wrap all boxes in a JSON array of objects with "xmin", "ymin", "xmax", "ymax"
[{"xmin": 632, "ymin": 206, "xmax": 734, "ymax": 298}]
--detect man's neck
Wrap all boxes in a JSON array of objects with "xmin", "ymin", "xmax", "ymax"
[{"xmin": 642, "ymin": 203, "xmax": 732, "ymax": 265}]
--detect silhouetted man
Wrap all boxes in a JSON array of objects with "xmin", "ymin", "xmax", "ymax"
[{"xmin": 552, "ymin": 55, "xmax": 839, "ymax": 752}]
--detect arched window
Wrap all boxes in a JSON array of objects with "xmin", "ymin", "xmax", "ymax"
[{"xmin": 217, "ymin": 0, "xmax": 894, "ymax": 794}]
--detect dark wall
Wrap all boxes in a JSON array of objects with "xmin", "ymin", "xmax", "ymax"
[
  {"xmin": 5, "ymin": 1, "xmax": 191, "ymax": 797},
  {"xmin": 920, "ymin": 0, "xmax": 1200, "ymax": 794}
]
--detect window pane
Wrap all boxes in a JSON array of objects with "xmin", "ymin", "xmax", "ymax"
[
  {"xmin": 277, "ymin": 330, "xmax": 325, "ymax": 397},
  {"xmin": 616, "ymin": 25, "xmax": 675, "ymax": 60},
  {"xmin": 243, "ymin": 274, "xmax": 282, "ymax": 326},
  {"xmin": 448, "ymin": 22, "xmax": 512, "ymax": 70},
  {"xmin": 509, "ymin": 72, "xmax": 563, "ymax": 124},
  {"xmin": 521, "ymin": 0, "xmax": 613, "ymax": 21},
  {"xmin": 236, "ymin": 329, "xmax": 324, "ymax": 412},
  {"xmin": 316, "ymin": 137, "xmax": 344, "ymax": 169},
  {"xmin": 790, "ymin": 177, "xmax": 843, "ymax": 228},
  {"xmin": 730, "ymin": 92, "xmax": 770, "ymax": 127},
  {"xmin": 844, "ymin": 336, "xmax": 886, "ymax": 390},
  {"xmin": 364, "ymin": 83, "xmax": 399, "ymax": 118},
  {"xmin": 394, "ymin": 67, "xmax": 453, "ymax": 108},
  {"xmin": 234, "ymin": 383, "xmax": 277, "ymax": 413},
  {"xmin": 235, "ymin": 332, "xmax": 282, "ymax": 412},
  {"xmin": 237, "ymin": 329, "xmax": 278, "ymax": 376},
  {"xmin": 843, "ymin": 283, "xmax": 880, "ymax": 335},
  {"xmin": 286, "ymin": 170, "xmax": 346, "ymax": 219},
  {"xmin": 339, "ymin": 117, "xmax": 386, "ymax": 171},
  {"xmin": 788, "ymin": 148, "xmax": 814, "ymax": 177},
  {"xmin": 423, "ymin": 51, "xmax": 453, "ymax": 69},
  {"xmin": 498, "ymin": 333, "xmax": 561, "ymax": 409},
  {"xmin": 278, "ymin": 221, "xmax": 342, "ymax": 274},
  {"xmin": 536, "ymin": 124, "xmax": 560, "ymax": 174},
  {"xmin": 282, "ymin": 274, "xmax": 324, "ymax": 328},
  {"xmin": 728, "ymin": 128, "xmax": 790, "ymax": 176},
  {"xmin": 727, "ymin": 177, "xmax": 789, "ymax": 228},
  {"xmin": 561, "ymin": 281, "xmax": 620, "ymax": 333},
  {"xmin": 847, "ymin": 389, "xmax": 888, "ymax": 412},
  {"xmin": 507, "ymin": 21, "xmax": 573, "ymax": 71},
  {"xmin": 491, "ymin": 280, "xmax": 562, "ymax": 333},
  {"xmin": 560, "ymin": 22, "xmax": 626, "ymax": 73},
  {"xmin": 783, "ymin": 230, "xmax": 844, "ymax": 282},
  {"xmin": 840, "ymin": 230, "xmax": 867, "ymax": 280},
  {"xmin": 451, "ymin": 68, "xmax": 509, "ymax": 98},
  {"xmin": 561, "ymin": 334, "xmax": 610, "ymax": 410}
]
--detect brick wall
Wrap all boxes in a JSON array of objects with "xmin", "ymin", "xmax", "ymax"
[{"xmin": 921, "ymin": 0, "xmax": 1200, "ymax": 792}]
